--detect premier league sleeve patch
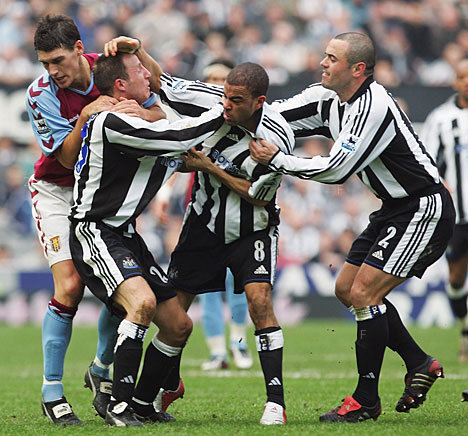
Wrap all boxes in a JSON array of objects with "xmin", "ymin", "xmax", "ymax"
[
  {"xmin": 33, "ymin": 118, "xmax": 52, "ymax": 136},
  {"xmin": 340, "ymin": 133, "xmax": 360, "ymax": 153},
  {"xmin": 171, "ymin": 79, "xmax": 189, "ymax": 93}
]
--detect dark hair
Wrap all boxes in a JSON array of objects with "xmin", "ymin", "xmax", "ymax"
[
  {"xmin": 226, "ymin": 62, "xmax": 269, "ymax": 97},
  {"xmin": 93, "ymin": 53, "xmax": 129, "ymax": 96},
  {"xmin": 334, "ymin": 32, "xmax": 376, "ymax": 76},
  {"xmin": 34, "ymin": 14, "xmax": 81, "ymax": 52}
]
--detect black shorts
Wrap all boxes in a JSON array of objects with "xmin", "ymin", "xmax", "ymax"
[
  {"xmin": 446, "ymin": 223, "xmax": 468, "ymax": 262},
  {"xmin": 347, "ymin": 185, "xmax": 455, "ymax": 278},
  {"xmin": 168, "ymin": 210, "xmax": 278, "ymax": 294},
  {"xmin": 70, "ymin": 221, "xmax": 176, "ymax": 310}
]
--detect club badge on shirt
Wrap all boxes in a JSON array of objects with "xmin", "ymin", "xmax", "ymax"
[{"xmin": 50, "ymin": 235, "xmax": 61, "ymax": 252}]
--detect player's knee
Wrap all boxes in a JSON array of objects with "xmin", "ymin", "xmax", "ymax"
[
  {"xmin": 133, "ymin": 294, "xmax": 157, "ymax": 324},
  {"xmin": 334, "ymin": 282, "xmax": 351, "ymax": 305},
  {"xmin": 178, "ymin": 315, "xmax": 193, "ymax": 341},
  {"xmin": 349, "ymin": 284, "xmax": 372, "ymax": 307},
  {"xmin": 247, "ymin": 289, "xmax": 270, "ymax": 310},
  {"xmin": 160, "ymin": 314, "xmax": 192, "ymax": 345},
  {"xmin": 55, "ymin": 273, "xmax": 84, "ymax": 307}
]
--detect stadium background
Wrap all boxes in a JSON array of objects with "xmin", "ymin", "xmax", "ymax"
[{"xmin": 0, "ymin": 0, "xmax": 466, "ymax": 327}]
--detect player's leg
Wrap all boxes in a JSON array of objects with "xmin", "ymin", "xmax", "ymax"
[
  {"xmin": 132, "ymin": 295, "xmax": 192, "ymax": 421},
  {"xmin": 445, "ymin": 228, "xmax": 468, "ymax": 361},
  {"xmin": 336, "ymin": 262, "xmax": 428, "ymax": 372},
  {"xmin": 232, "ymin": 227, "xmax": 285, "ymax": 424},
  {"xmin": 84, "ymin": 306, "xmax": 121, "ymax": 418},
  {"xmin": 244, "ymin": 281, "xmax": 286, "ymax": 424},
  {"xmin": 226, "ymin": 269, "xmax": 253, "ymax": 369},
  {"xmin": 320, "ymin": 263, "xmax": 401, "ymax": 423},
  {"xmin": 71, "ymin": 221, "xmax": 159, "ymax": 426},
  {"xmin": 29, "ymin": 179, "xmax": 84, "ymax": 425},
  {"xmin": 321, "ymin": 188, "xmax": 454, "ymax": 422},
  {"xmin": 40, "ymin": 260, "xmax": 83, "ymax": 424},
  {"xmin": 153, "ymin": 290, "xmax": 196, "ymax": 413},
  {"xmin": 107, "ymin": 276, "xmax": 155, "ymax": 426},
  {"xmin": 200, "ymin": 291, "xmax": 228, "ymax": 370}
]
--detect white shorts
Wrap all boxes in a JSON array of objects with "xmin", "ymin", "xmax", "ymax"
[{"xmin": 28, "ymin": 176, "xmax": 74, "ymax": 267}]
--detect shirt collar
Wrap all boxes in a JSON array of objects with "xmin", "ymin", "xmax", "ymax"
[{"xmin": 347, "ymin": 75, "xmax": 374, "ymax": 104}]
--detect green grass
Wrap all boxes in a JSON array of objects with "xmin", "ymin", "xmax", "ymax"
[{"xmin": 0, "ymin": 320, "xmax": 467, "ymax": 435}]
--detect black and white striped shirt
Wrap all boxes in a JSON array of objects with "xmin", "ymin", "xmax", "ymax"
[
  {"xmin": 70, "ymin": 106, "xmax": 225, "ymax": 230},
  {"xmin": 269, "ymin": 77, "xmax": 441, "ymax": 200},
  {"xmin": 159, "ymin": 73, "xmax": 295, "ymax": 243},
  {"xmin": 421, "ymin": 94, "xmax": 468, "ymax": 223}
]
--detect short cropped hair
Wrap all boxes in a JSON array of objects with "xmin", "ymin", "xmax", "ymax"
[
  {"xmin": 34, "ymin": 14, "xmax": 81, "ymax": 52},
  {"xmin": 334, "ymin": 32, "xmax": 376, "ymax": 76},
  {"xmin": 226, "ymin": 62, "xmax": 269, "ymax": 97},
  {"xmin": 93, "ymin": 53, "xmax": 129, "ymax": 96}
]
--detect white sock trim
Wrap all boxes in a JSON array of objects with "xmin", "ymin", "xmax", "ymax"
[
  {"xmin": 117, "ymin": 319, "xmax": 148, "ymax": 342},
  {"xmin": 348, "ymin": 305, "xmax": 356, "ymax": 315},
  {"xmin": 132, "ymin": 397, "xmax": 151, "ymax": 406},
  {"xmin": 255, "ymin": 329, "xmax": 284, "ymax": 352},
  {"xmin": 152, "ymin": 335, "xmax": 182, "ymax": 357},
  {"xmin": 354, "ymin": 304, "xmax": 387, "ymax": 321},
  {"xmin": 446, "ymin": 283, "xmax": 467, "ymax": 299}
]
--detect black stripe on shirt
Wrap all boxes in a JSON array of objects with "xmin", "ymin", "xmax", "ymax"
[{"xmin": 262, "ymin": 115, "xmax": 293, "ymax": 153}]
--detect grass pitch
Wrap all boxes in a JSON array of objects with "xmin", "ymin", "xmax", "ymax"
[{"xmin": 1, "ymin": 320, "xmax": 467, "ymax": 435}]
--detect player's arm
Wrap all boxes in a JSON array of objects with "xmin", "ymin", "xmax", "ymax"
[
  {"xmin": 102, "ymin": 104, "xmax": 225, "ymax": 157},
  {"xmin": 111, "ymin": 97, "xmax": 167, "ymax": 122},
  {"xmin": 54, "ymin": 95, "xmax": 118, "ymax": 168},
  {"xmin": 271, "ymin": 85, "xmax": 327, "ymax": 136},
  {"xmin": 104, "ymin": 36, "xmax": 163, "ymax": 93},
  {"xmin": 182, "ymin": 148, "xmax": 269, "ymax": 207},
  {"xmin": 26, "ymin": 85, "xmax": 117, "ymax": 169},
  {"xmin": 250, "ymin": 103, "xmax": 390, "ymax": 183}
]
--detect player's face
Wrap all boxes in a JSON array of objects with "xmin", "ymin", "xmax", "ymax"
[
  {"xmin": 222, "ymin": 83, "xmax": 264, "ymax": 129},
  {"xmin": 122, "ymin": 55, "xmax": 151, "ymax": 104},
  {"xmin": 454, "ymin": 60, "xmax": 468, "ymax": 103},
  {"xmin": 37, "ymin": 41, "xmax": 84, "ymax": 89},
  {"xmin": 320, "ymin": 39, "xmax": 354, "ymax": 94}
]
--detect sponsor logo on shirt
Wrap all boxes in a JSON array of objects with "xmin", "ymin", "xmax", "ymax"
[
  {"xmin": 341, "ymin": 133, "xmax": 360, "ymax": 153},
  {"xmin": 211, "ymin": 149, "xmax": 247, "ymax": 177},
  {"xmin": 160, "ymin": 156, "xmax": 183, "ymax": 169},
  {"xmin": 33, "ymin": 118, "xmax": 51, "ymax": 136}
]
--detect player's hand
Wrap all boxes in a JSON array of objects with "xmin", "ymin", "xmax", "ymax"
[
  {"xmin": 104, "ymin": 36, "xmax": 140, "ymax": 57},
  {"xmin": 111, "ymin": 98, "xmax": 147, "ymax": 117},
  {"xmin": 82, "ymin": 95, "xmax": 118, "ymax": 120},
  {"xmin": 181, "ymin": 147, "xmax": 213, "ymax": 172},
  {"xmin": 249, "ymin": 138, "xmax": 278, "ymax": 165}
]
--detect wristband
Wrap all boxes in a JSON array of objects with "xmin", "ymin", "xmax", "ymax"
[{"xmin": 128, "ymin": 38, "xmax": 141, "ymax": 54}]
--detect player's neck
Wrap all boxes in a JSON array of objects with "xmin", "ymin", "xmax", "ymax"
[
  {"xmin": 337, "ymin": 79, "xmax": 365, "ymax": 103},
  {"xmin": 70, "ymin": 55, "xmax": 91, "ymax": 92},
  {"xmin": 457, "ymin": 94, "xmax": 468, "ymax": 109}
]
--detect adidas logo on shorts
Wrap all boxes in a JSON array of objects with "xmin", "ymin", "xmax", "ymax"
[
  {"xmin": 372, "ymin": 250, "xmax": 384, "ymax": 261},
  {"xmin": 254, "ymin": 265, "xmax": 269, "ymax": 275}
]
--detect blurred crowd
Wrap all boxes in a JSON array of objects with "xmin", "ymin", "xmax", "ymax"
[
  {"xmin": 2, "ymin": 0, "xmax": 468, "ymax": 88},
  {"xmin": 0, "ymin": 0, "xmax": 463, "ymax": 279}
]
